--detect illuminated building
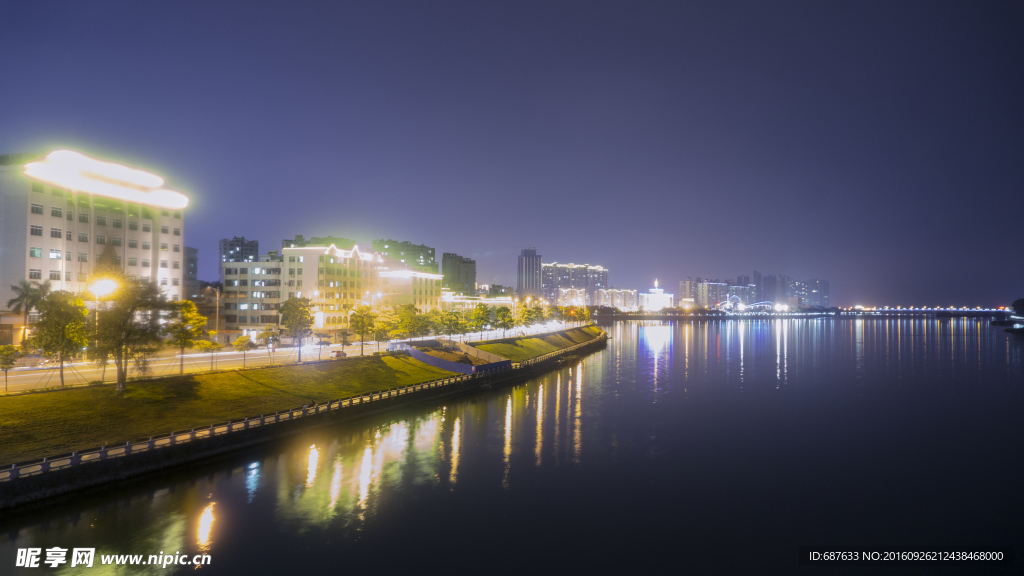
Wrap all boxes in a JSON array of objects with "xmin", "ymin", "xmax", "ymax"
[
  {"xmin": 283, "ymin": 234, "xmax": 356, "ymax": 251},
  {"xmin": 441, "ymin": 252, "xmax": 476, "ymax": 295},
  {"xmin": 438, "ymin": 291, "xmax": 514, "ymax": 312},
  {"xmin": 220, "ymin": 243, "xmax": 386, "ymax": 341},
  {"xmin": 219, "ymin": 236, "xmax": 258, "ymax": 264},
  {"xmin": 696, "ymin": 281, "xmax": 728, "ymax": 308},
  {"xmin": 379, "ymin": 268, "xmax": 443, "ymax": 312},
  {"xmin": 184, "ymin": 246, "xmax": 200, "ymax": 298},
  {"xmin": 517, "ymin": 247, "xmax": 542, "ymax": 297},
  {"xmin": 639, "ymin": 280, "xmax": 674, "ymax": 311},
  {"xmin": 558, "ymin": 287, "xmax": 588, "ymax": 307},
  {"xmin": 372, "ymin": 239, "xmax": 437, "ymax": 273},
  {"xmin": 596, "ymin": 288, "xmax": 637, "ymax": 310},
  {"xmin": 1, "ymin": 150, "xmax": 189, "ymax": 345},
  {"xmin": 807, "ymin": 279, "xmax": 830, "ymax": 307},
  {"xmin": 541, "ymin": 262, "xmax": 609, "ymax": 304}
]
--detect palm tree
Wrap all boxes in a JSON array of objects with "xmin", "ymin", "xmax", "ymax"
[{"xmin": 7, "ymin": 280, "xmax": 51, "ymax": 343}]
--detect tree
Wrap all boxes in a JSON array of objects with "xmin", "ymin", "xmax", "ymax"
[
  {"xmin": 0, "ymin": 344, "xmax": 20, "ymax": 392},
  {"xmin": 349, "ymin": 305, "xmax": 376, "ymax": 356},
  {"xmin": 165, "ymin": 300, "xmax": 208, "ymax": 374},
  {"xmin": 338, "ymin": 328, "xmax": 352, "ymax": 347},
  {"xmin": 280, "ymin": 297, "xmax": 314, "ymax": 362},
  {"xmin": 493, "ymin": 306, "xmax": 514, "ymax": 338},
  {"xmin": 233, "ymin": 335, "xmax": 257, "ymax": 367},
  {"xmin": 438, "ymin": 310, "xmax": 465, "ymax": 338},
  {"xmin": 514, "ymin": 303, "xmax": 532, "ymax": 331},
  {"xmin": 373, "ymin": 308, "xmax": 401, "ymax": 352},
  {"xmin": 34, "ymin": 291, "xmax": 89, "ymax": 387},
  {"xmin": 257, "ymin": 325, "xmax": 280, "ymax": 364},
  {"xmin": 95, "ymin": 275, "xmax": 167, "ymax": 392},
  {"xmin": 469, "ymin": 303, "xmax": 491, "ymax": 340},
  {"xmin": 1013, "ymin": 298, "xmax": 1024, "ymax": 316},
  {"xmin": 6, "ymin": 279, "xmax": 51, "ymax": 343},
  {"xmin": 191, "ymin": 340, "xmax": 220, "ymax": 371},
  {"xmin": 528, "ymin": 306, "xmax": 545, "ymax": 328},
  {"xmin": 314, "ymin": 331, "xmax": 332, "ymax": 360}
]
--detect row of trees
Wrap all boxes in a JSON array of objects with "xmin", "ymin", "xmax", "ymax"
[{"xmin": 6, "ymin": 269, "xmax": 210, "ymax": 392}]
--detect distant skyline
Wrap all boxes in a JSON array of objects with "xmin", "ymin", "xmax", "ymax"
[{"xmin": 2, "ymin": 1, "xmax": 1021, "ymax": 306}]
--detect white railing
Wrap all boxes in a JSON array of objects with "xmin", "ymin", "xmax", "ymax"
[{"xmin": 0, "ymin": 328, "xmax": 606, "ymax": 483}]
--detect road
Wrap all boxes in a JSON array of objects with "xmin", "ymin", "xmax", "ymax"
[{"xmin": 1, "ymin": 323, "xmax": 566, "ymax": 393}]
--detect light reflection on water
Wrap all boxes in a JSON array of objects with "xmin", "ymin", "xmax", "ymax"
[{"xmin": 1, "ymin": 318, "xmax": 1021, "ymax": 573}]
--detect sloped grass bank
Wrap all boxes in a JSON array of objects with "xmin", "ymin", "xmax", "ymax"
[
  {"xmin": 0, "ymin": 354, "xmax": 457, "ymax": 466},
  {"xmin": 474, "ymin": 326, "xmax": 602, "ymax": 363}
]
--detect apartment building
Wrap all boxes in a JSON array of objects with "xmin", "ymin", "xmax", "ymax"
[{"xmin": 1, "ymin": 150, "xmax": 188, "ymax": 345}]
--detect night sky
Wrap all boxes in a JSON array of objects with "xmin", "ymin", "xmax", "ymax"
[{"xmin": 2, "ymin": 1, "xmax": 1021, "ymax": 306}]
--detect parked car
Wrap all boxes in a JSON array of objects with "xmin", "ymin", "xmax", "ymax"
[{"xmin": 331, "ymin": 350, "xmax": 347, "ymax": 359}]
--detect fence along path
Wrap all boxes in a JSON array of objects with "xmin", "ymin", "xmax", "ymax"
[{"xmin": 0, "ymin": 328, "xmax": 605, "ymax": 483}]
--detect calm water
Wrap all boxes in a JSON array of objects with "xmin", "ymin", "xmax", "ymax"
[{"xmin": 3, "ymin": 318, "xmax": 1023, "ymax": 574}]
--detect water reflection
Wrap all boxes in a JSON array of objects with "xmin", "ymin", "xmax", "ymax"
[
  {"xmin": 2, "ymin": 318, "xmax": 1020, "ymax": 573},
  {"xmin": 197, "ymin": 503, "xmax": 214, "ymax": 554}
]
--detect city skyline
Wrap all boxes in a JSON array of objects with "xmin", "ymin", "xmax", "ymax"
[{"xmin": 2, "ymin": 2, "xmax": 1022, "ymax": 306}]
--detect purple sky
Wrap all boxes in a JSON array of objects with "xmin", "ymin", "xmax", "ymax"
[{"xmin": 2, "ymin": 1, "xmax": 1021, "ymax": 306}]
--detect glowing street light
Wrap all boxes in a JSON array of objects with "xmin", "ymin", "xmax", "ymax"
[{"xmin": 88, "ymin": 278, "xmax": 118, "ymax": 298}]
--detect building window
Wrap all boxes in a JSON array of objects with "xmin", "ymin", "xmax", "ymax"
[
  {"xmin": 142, "ymin": 241, "xmax": 151, "ymax": 250},
  {"xmin": 239, "ymin": 268, "xmax": 248, "ymax": 274},
  {"xmin": 128, "ymin": 239, "xmax": 137, "ymax": 248},
  {"xmin": 50, "ymin": 228, "xmax": 62, "ymax": 238},
  {"xmin": 160, "ymin": 243, "xmax": 168, "ymax": 251},
  {"xmin": 51, "ymin": 188, "xmax": 63, "ymax": 196},
  {"xmin": 29, "ymin": 247, "xmax": 42, "ymax": 258},
  {"xmin": 96, "ymin": 235, "xmax": 106, "ymax": 245},
  {"xmin": 172, "ymin": 278, "xmax": 180, "ymax": 286},
  {"xmin": 29, "ymin": 269, "xmax": 41, "ymax": 280},
  {"xmin": 172, "ymin": 261, "xmax": 180, "ymax": 269},
  {"xmin": 64, "ymin": 270, "xmax": 71, "ymax": 281},
  {"xmin": 79, "ymin": 213, "xmax": 89, "ymax": 223},
  {"xmin": 67, "ymin": 211, "xmax": 73, "ymax": 221},
  {"xmin": 172, "ymin": 244, "xmax": 180, "ymax": 252},
  {"xmin": 173, "ymin": 211, "xmax": 181, "ymax": 219},
  {"xmin": 49, "ymin": 270, "xmax": 61, "ymax": 281},
  {"xmin": 160, "ymin": 226, "xmax": 169, "ymax": 234},
  {"xmin": 160, "ymin": 260, "xmax": 168, "ymax": 268},
  {"xmin": 296, "ymin": 268, "xmax": 302, "ymax": 275},
  {"xmin": 31, "ymin": 182, "xmax": 44, "ymax": 193},
  {"xmin": 141, "ymin": 258, "xmax": 150, "ymax": 267},
  {"xmin": 78, "ymin": 253, "xmax": 88, "ymax": 262},
  {"xmin": 173, "ymin": 228, "xmax": 181, "ymax": 236},
  {"xmin": 160, "ymin": 277, "xmax": 168, "ymax": 285},
  {"xmin": 96, "ymin": 216, "xmax": 106, "ymax": 226},
  {"xmin": 30, "ymin": 203, "xmax": 44, "ymax": 215},
  {"xmin": 112, "ymin": 237, "xmax": 121, "ymax": 246},
  {"xmin": 129, "ymin": 221, "xmax": 138, "ymax": 231},
  {"xmin": 128, "ymin": 258, "xmax": 137, "ymax": 266},
  {"xmin": 112, "ymin": 218, "xmax": 122, "ymax": 228},
  {"xmin": 142, "ymin": 223, "xmax": 151, "ymax": 233},
  {"xmin": 49, "ymin": 249, "xmax": 61, "ymax": 259},
  {"xmin": 30, "ymin": 225, "xmax": 43, "ymax": 236},
  {"xmin": 50, "ymin": 206, "xmax": 62, "ymax": 217},
  {"xmin": 161, "ymin": 210, "xmax": 169, "ymax": 217},
  {"xmin": 78, "ymin": 232, "xmax": 89, "ymax": 242}
]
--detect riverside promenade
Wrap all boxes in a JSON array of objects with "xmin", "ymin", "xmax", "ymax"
[{"xmin": 0, "ymin": 326, "xmax": 607, "ymax": 510}]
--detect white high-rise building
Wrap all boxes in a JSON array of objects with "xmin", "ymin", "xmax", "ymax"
[
  {"xmin": 639, "ymin": 280, "xmax": 674, "ymax": 311},
  {"xmin": 1, "ymin": 151, "xmax": 189, "ymax": 345}
]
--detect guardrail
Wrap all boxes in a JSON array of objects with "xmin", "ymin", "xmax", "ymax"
[{"xmin": 0, "ymin": 329, "xmax": 606, "ymax": 484}]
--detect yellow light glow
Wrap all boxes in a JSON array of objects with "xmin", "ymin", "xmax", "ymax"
[
  {"xmin": 197, "ymin": 503, "xmax": 215, "ymax": 553},
  {"xmin": 24, "ymin": 150, "xmax": 189, "ymax": 210},
  {"xmin": 306, "ymin": 444, "xmax": 319, "ymax": 488},
  {"xmin": 88, "ymin": 278, "xmax": 118, "ymax": 297}
]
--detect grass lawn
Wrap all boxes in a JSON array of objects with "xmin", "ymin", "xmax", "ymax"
[
  {"xmin": 0, "ymin": 354, "xmax": 457, "ymax": 466},
  {"xmin": 475, "ymin": 326, "xmax": 602, "ymax": 363}
]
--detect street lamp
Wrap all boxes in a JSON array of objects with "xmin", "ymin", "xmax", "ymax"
[{"xmin": 88, "ymin": 278, "xmax": 118, "ymax": 382}]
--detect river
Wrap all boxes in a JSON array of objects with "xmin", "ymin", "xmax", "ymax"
[{"xmin": 3, "ymin": 318, "xmax": 1022, "ymax": 574}]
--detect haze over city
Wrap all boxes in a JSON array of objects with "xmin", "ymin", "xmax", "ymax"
[{"xmin": 2, "ymin": 0, "xmax": 1022, "ymax": 306}]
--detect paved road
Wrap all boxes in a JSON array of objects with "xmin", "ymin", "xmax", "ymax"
[{"xmin": 1, "ymin": 324, "xmax": 566, "ymax": 393}]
